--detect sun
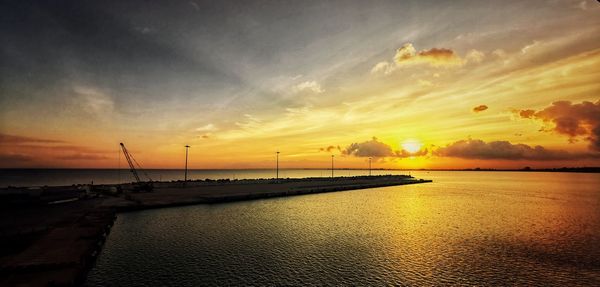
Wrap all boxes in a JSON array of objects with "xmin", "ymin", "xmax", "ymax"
[{"xmin": 401, "ymin": 139, "xmax": 422, "ymax": 153}]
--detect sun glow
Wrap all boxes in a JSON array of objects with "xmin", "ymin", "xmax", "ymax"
[{"xmin": 401, "ymin": 139, "xmax": 422, "ymax": 153}]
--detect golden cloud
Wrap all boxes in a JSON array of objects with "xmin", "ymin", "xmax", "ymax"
[
  {"xmin": 466, "ymin": 49, "xmax": 485, "ymax": 63},
  {"xmin": 435, "ymin": 139, "xmax": 597, "ymax": 160},
  {"xmin": 0, "ymin": 133, "xmax": 112, "ymax": 166},
  {"xmin": 372, "ymin": 43, "xmax": 466, "ymax": 75},
  {"xmin": 320, "ymin": 145, "xmax": 341, "ymax": 153},
  {"xmin": 394, "ymin": 43, "xmax": 463, "ymax": 67},
  {"xmin": 293, "ymin": 81, "xmax": 324, "ymax": 94},
  {"xmin": 473, "ymin": 105, "xmax": 488, "ymax": 113},
  {"xmin": 343, "ymin": 137, "xmax": 428, "ymax": 158},
  {"xmin": 0, "ymin": 134, "xmax": 63, "ymax": 144},
  {"xmin": 518, "ymin": 100, "xmax": 600, "ymax": 151}
]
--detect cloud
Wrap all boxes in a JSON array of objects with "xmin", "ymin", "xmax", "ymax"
[
  {"xmin": 394, "ymin": 148, "xmax": 429, "ymax": 158},
  {"xmin": 372, "ymin": 43, "xmax": 465, "ymax": 75},
  {"xmin": 435, "ymin": 139, "xmax": 597, "ymax": 160},
  {"xmin": 418, "ymin": 79, "xmax": 433, "ymax": 87},
  {"xmin": 466, "ymin": 49, "xmax": 485, "ymax": 63},
  {"xmin": 235, "ymin": 114, "xmax": 262, "ymax": 130},
  {"xmin": 518, "ymin": 100, "xmax": 600, "ymax": 151},
  {"xmin": 196, "ymin": 123, "xmax": 218, "ymax": 132},
  {"xmin": 395, "ymin": 43, "xmax": 463, "ymax": 67},
  {"xmin": 11, "ymin": 144, "xmax": 109, "ymax": 153},
  {"xmin": 319, "ymin": 145, "xmax": 341, "ymax": 153},
  {"xmin": 56, "ymin": 154, "xmax": 110, "ymax": 160},
  {"xmin": 519, "ymin": 109, "xmax": 536, "ymax": 118},
  {"xmin": 473, "ymin": 105, "xmax": 488, "ymax": 113},
  {"xmin": 521, "ymin": 41, "xmax": 541, "ymax": 54},
  {"xmin": 134, "ymin": 26, "xmax": 155, "ymax": 35},
  {"xmin": 492, "ymin": 49, "xmax": 507, "ymax": 59},
  {"xmin": 343, "ymin": 137, "xmax": 394, "ymax": 157},
  {"xmin": 0, "ymin": 134, "xmax": 63, "ymax": 144},
  {"xmin": 412, "ymin": 48, "xmax": 461, "ymax": 66},
  {"xmin": 393, "ymin": 43, "xmax": 417, "ymax": 62},
  {"xmin": 293, "ymin": 81, "xmax": 324, "ymax": 94},
  {"xmin": 0, "ymin": 133, "xmax": 111, "ymax": 165},
  {"xmin": 370, "ymin": 61, "xmax": 393, "ymax": 74},
  {"xmin": 72, "ymin": 86, "xmax": 115, "ymax": 117},
  {"xmin": 343, "ymin": 137, "xmax": 428, "ymax": 158},
  {"xmin": 0, "ymin": 153, "xmax": 33, "ymax": 163},
  {"xmin": 189, "ymin": 1, "xmax": 200, "ymax": 11}
]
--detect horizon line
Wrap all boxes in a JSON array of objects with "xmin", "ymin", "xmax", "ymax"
[{"xmin": 1, "ymin": 167, "xmax": 599, "ymax": 171}]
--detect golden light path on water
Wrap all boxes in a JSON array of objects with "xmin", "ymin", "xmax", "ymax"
[{"xmin": 86, "ymin": 171, "xmax": 600, "ymax": 286}]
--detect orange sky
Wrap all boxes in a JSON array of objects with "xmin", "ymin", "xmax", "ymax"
[{"xmin": 1, "ymin": 1, "xmax": 599, "ymax": 169}]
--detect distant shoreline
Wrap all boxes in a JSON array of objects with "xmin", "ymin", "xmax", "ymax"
[{"xmin": 1, "ymin": 167, "xmax": 599, "ymax": 173}]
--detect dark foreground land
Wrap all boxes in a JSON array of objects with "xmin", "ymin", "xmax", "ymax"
[{"xmin": 0, "ymin": 175, "xmax": 430, "ymax": 286}]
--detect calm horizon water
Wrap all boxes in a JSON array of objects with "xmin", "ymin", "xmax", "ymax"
[
  {"xmin": 0, "ymin": 168, "xmax": 410, "ymax": 187},
  {"xmin": 85, "ymin": 171, "xmax": 600, "ymax": 286}
]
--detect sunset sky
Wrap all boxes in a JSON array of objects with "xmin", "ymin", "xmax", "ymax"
[{"xmin": 1, "ymin": 0, "xmax": 599, "ymax": 169}]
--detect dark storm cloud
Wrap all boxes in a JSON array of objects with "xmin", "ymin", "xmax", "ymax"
[
  {"xmin": 518, "ymin": 100, "xmax": 600, "ymax": 151},
  {"xmin": 0, "ymin": 1, "xmax": 243, "ymax": 103},
  {"xmin": 434, "ymin": 139, "xmax": 597, "ymax": 160}
]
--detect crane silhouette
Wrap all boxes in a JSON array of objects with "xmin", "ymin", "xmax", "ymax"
[{"xmin": 120, "ymin": 143, "xmax": 153, "ymax": 192}]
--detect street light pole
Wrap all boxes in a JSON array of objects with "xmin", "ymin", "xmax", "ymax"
[
  {"xmin": 331, "ymin": 155, "xmax": 334, "ymax": 178},
  {"xmin": 184, "ymin": 145, "xmax": 190, "ymax": 185},
  {"xmin": 276, "ymin": 151, "xmax": 280, "ymax": 180},
  {"xmin": 369, "ymin": 157, "xmax": 372, "ymax": 176}
]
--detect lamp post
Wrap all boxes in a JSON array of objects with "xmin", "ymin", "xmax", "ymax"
[
  {"xmin": 184, "ymin": 145, "xmax": 190, "ymax": 185},
  {"xmin": 276, "ymin": 151, "xmax": 280, "ymax": 180},
  {"xmin": 331, "ymin": 155, "xmax": 334, "ymax": 178},
  {"xmin": 369, "ymin": 157, "xmax": 372, "ymax": 176}
]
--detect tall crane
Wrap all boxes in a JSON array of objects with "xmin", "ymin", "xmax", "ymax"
[{"xmin": 120, "ymin": 143, "xmax": 153, "ymax": 192}]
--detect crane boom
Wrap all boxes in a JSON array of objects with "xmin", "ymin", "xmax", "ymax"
[
  {"xmin": 119, "ymin": 143, "xmax": 153, "ymax": 192},
  {"xmin": 120, "ymin": 143, "xmax": 141, "ymax": 183}
]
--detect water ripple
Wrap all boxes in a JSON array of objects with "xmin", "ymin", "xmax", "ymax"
[{"xmin": 86, "ymin": 172, "xmax": 600, "ymax": 286}]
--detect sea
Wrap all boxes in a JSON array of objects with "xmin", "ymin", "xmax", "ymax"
[
  {"xmin": 2, "ymin": 169, "xmax": 598, "ymax": 285},
  {"xmin": 74, "ymin": 170, "xmax": 599, "ymax": 286}
]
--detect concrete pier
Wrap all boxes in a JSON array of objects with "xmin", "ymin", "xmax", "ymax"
[{"xmin": 110, "ymin": 175, "xmax": 432, "ymax": 211}]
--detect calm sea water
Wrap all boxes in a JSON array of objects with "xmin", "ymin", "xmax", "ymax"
[
  {"xmin": 85, "ymin": 171, "xmax": 600, "ymax": 286},
  {"xmin": 0, "ymin": 169, "xmax": 396, "ymax": 187}
]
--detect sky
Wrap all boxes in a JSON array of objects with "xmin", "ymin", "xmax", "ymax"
[{"xmin": 1, "ymin": 0, "xmax": 599, "ymax": 169}]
